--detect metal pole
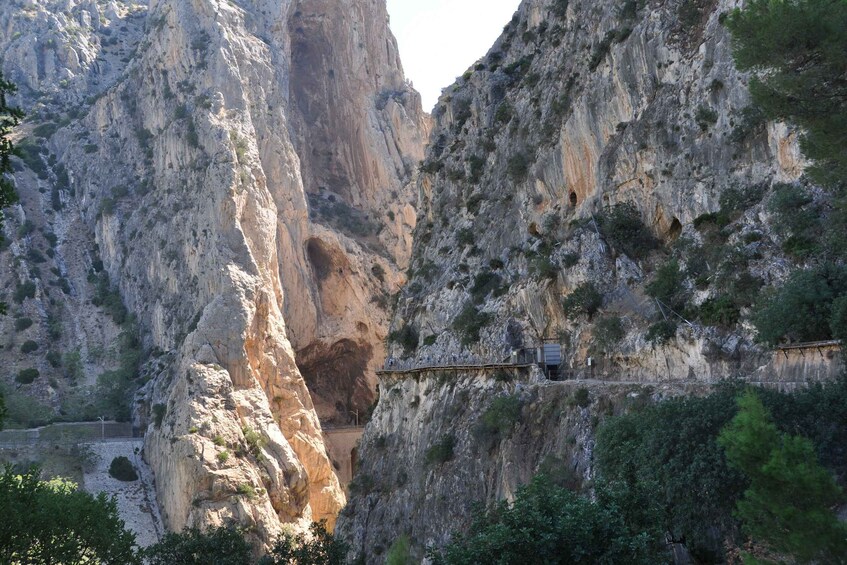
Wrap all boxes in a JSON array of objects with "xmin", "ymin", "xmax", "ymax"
[{"xmin": 98, "ymin": 416, "xmax": 105, "ymax": 440}]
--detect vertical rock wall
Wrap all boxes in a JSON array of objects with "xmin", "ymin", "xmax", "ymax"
[{"xmin": 1, "ymin": 0, "xmax": 426, "ymax": 545}]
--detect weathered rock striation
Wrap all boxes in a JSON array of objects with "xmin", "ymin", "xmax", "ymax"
[
  {"xmin": 386, "ymin": 0, "xmax": 807, "ymax": 383},
  {"xmin": 1, "ymin": 0, "xmax": 425, "ymax": 545},
  {"xmin": 338, "ymin": 0, "xmax": 838, "ymax": 560}
]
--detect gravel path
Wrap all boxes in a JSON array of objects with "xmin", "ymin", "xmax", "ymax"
[{"xmin": 81, "ymin": 440, "xmax": 163, "ymax": 548}]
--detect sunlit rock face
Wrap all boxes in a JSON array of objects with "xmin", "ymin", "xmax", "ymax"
[
  {"xmin": 382, "ymin": 0, "xmax": 805, "ymax": 384},
  {"xmin": 337, "ymin": 0, "xmax": 825, "ymax": 561},
  {"xmin": 0, "ymin": 0, "xmax": 426, "ymax": 545}
]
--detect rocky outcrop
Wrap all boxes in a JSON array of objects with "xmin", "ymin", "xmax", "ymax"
[
  {"xmin": 336, "ymin": 369, "xmax": 711, "ymax": 562},
  {"xmin": 385, "ymin": 0, "xmax": 809, "ymax": 382},
  {"xmin": 1, "ymin": 0, "xmax": 425, "ymax": 546},
  {"xmin": 339, "ymin": 0, "xmax": 838, "ymax": 559}
]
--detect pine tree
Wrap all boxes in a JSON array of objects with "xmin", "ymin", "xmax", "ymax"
[
  {"xmin": 726, "ymin": 0, "xmax": 847, "ymax": 190},
  {"xmin": 718, "ymin": 390, "xmax": 847, "ymax": 563}
]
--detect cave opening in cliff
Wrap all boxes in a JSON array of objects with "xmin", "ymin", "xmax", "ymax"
[
  {"xmin": 306, "ymin": 238, "xmax": 334, "ymax": 282},
  {"xmin": 667, "ymin": 217, "xmax": 682, "ymax": 241},
  {"xmin": 296, "ymin": 339, "xmax": 375, "ymax": 424},
  {"xmin": 569, "ymin": 191, "xmax": 578, "ymax": 207}
]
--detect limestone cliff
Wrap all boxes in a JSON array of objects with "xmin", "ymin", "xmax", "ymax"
[
  {"xmin": 1, "ymin": 0, "xmax": 425, "ymax": 545},
  {"xmin": 385, "ymin": 0, "xmax": 808, "ymax": 382},
  {"xmin": 338, "ymin": 0, "xmax": 838, "ymax": 560},
  {"xmin": 338, "ymin": 370, "xmax": 714, "ymax": 562}
]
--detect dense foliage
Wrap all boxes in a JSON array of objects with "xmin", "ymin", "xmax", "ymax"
[
  {"xmin": 108, "ymin": 456, "xmax": 138, "ymax": 482},
  {"xmin": 596, "ymin": 378, "xmax": 847, "ymax": 562},
  {"xmin": 429, "ymin": 475, "xmax": 663, "ymax": 564},
  {"xmin": 258, "ymin": 521, "xmax": 347, "ymax": 565},
  {"xmin": 726, "ymin": 0, "xmax": 847, "ymax": 189},
  {"xmin": 0, "ymin": 71, "xmax": 22, "ymax": 255},
  {"xmin": 718, "ymin": 391, "xmax": 847, "ymax": 563},
  {"xmin": 0, "ymin": 466, "xmax": 140, "ymax": 564},
  {"xmin": 143, "ymin": 526, "xmax": 252, "ymax": 565},
  {"xmin": 752, "ymin": 264, "xmax": 847, "ymax": 345},
  {"xmin": 0, "ymin": 73, "xmax": 22, "ymax": 419},
  {"xmin": 562, "ymin": 282, "xmax": 602, "ymax": 320},
  {"xmin": 598, "ymin": 202, "xmax": 657, "ymax": 260}
]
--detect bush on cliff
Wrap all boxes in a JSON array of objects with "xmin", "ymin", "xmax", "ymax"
[
  {"xmin": 108, "ymin": 456, "xmax": 138, "ymax": 482},
  {"xmin": 718, "ymin": 390, "xmax": 847, "ymax": 562},
  {"xmin": 429, "ymin": 475, "xmax": 663, "ymax": 564},
  {"xmin": 595, "ymin": 378, "xmax": 847, "ymax": 562},
  {"xmin": 752, "ymin": 264, "xmax": 847, "ymax": 345},
  {"xmin": 598, "ymin": 202, "xmax": 657, "ymax": 260},
  {"xmin": 0, "ymin": 465, "xmax": 140, "ymax": 564}
]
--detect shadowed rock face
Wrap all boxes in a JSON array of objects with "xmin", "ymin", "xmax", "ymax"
[{"xmin": 0, "ymin": 0, "xmax": 426, "ymax": 546}]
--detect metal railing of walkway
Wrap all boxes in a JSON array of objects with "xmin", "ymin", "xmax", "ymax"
[
  {"xmin": 378, "ymin": 348, "xmax": 541, "ymax": 375},
  {"xmin": 0, "ymin": 421, "xmax": 140, "ymax": 448}
]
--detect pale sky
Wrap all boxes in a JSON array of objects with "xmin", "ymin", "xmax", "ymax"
[{"xmin": 386, "ymin": 0, "xmax": 522, "ymax": 111}]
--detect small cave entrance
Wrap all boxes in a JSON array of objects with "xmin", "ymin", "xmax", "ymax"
[
  {"xmin": 528, "ymin": 222, "xmax": 540, "ymax": 237},
  {"xmin": 666, "ymin": 217, "xmax": 682, "ymax": 241},
  {"xmin": 306, "ymin": 238, "xmax": 334, "ymax": 282},
  {"xmin": 296, "ymin": 339, "xmax": 374, "ymax": 424},
  {"xmin": 569, "ymin": 191, "xmax": 578, "ymax": 207}
]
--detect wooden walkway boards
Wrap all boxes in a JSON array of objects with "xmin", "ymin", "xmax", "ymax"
[
  {"xmin": 776, "ymin": 339, "xmax": 841, "ymax": 351},
  {"xmin": 376, "ymin": 363, "xmax": 536, "ymax": 377}
]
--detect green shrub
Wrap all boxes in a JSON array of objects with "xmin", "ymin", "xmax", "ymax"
[
  {"xmin": 831, "ymin": 296, "xmax": 847, "ymax": 341},
  {"xmin": 16, "ymin": 368, "xmax": 40, "ymax": 384},
  {"xmin": 699, "ymin": 295, "xmax": 740, "ymax": 327},
  {"xmin": 13, "ymin": 281, "xmax": 36, "ymax": 303},
  {"xmin": 108, "ymin": 456, "xmax": 138, "ymax": 481},
  {"xmin": 425, "ymin": 434, "xmax": 456, "ymax": 465},
  {"xmin": 494, "ymin": 101, "xmax": 513, "ymax": 124},
  {"xmin": 572, "ymin": 387, "xmax": 590, "ymax": 408},
  {"xmin": 242, "ymin": 426, "xmax": 267, "ymax": 457},
  {"xmin": 767, "ymin": 183, "xmax": 820, "ymax": 257},
  {"xmin": 645, "ymin": 320, "xmax": 676, "ymax": 344},
  {"xmin": 217, "ymin": 450, "xmax": 229, "ymax": 463},
  {"xmin": 599, "ymin": 203, "xmax": 657, "ymax": 259},
  {"xmin": 551, "ymin": 0, "xmax": 569, "ymax": 17},
  {"xmin": 456, "ymin": 228, "xmax": 475, "ymax": 247},
  {"xmin": 152, "ymin": 403, "xmax": 166, "ymax": 428},
  {"xmin": 213, "ymin": 435, "xmax": 226, "ymax": 447},
  {"xmin": 470, "ymin": 271, "xmax": 505, "ymax": 303},
  {"xmin": 20, "ymin": 340, "xmax": 39, "ymax": 354},
  {"xmin": 597, "ymin": 379, "xmax": 847, "ymax": 561},
  {"xmin": 386, "ymin": 535, "xmax": 413, "ymax": 565},
  {"xmin": 144, "ymin": 526, "xmax": 251, "ymax": 565},
  {"xmin": 645, "ymin": 259, "xmax": 688, "ymax": 311},
  {"xmin": 695, "ymin": 105, "xmax": 718, "ymax": 130},
  {"xmin": 46, "ymin": 350, "xmax": 61, "ymax": 368},
  {"xmin": 561, "ymin": 252, "xmax": 580, "ymax": 267},
  {"xmin": 467, "ymin": 155, "xmax": 486, "ymax": 184},
  {"xmin": 507, "ymin": 153, "xmax": 529, "ymax": 181},
  {"xmin": 588, "ymin": 31, "xmax": 615, "ymax": 71},
  {"xmin": 236, "ymin": 483, "xmax": 256, "ymax": 498},
  {"xmin": 431, "ymin": 474, "xmax": 663, "ymax": 563},
  {"xmin": 475, "ymin": 395, "xmax": 522, "ymax": 447},
  {"xmin": 453, "ymin": 302, "xmax": 492, "ymax": 345},
  {"xmin": 753, "ymin": 264, "xmax": 847, "ymax": 345},
  {"xmin": 563, "ymin": 283, "xmax": 602, "ymax": 320},
  {"xmin": 14, "ymin": 317, "xmax": 33, "ymax": 332},
  {"xmin": 592, "ymin": 316, "xmax": 624, "ymax": 352},
  {"xmin": 389, "ymin": 324, "xmax": 419, "ymax": 355}
]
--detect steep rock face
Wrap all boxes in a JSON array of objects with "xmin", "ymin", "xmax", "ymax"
[
  {"xmin": 337, "ymin": 370, "xmax": 710, "ymax": 562},
  {"xmin": 1, "ymin": 0, "xmax": 425, "ymax": 545},
  {"xmin": 339, "ymin": 0, "xmax": 835, "ymax": 559},
  {"xmin": 385, "ymin": 0, "xmax": 808, "ymax": 382}
]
